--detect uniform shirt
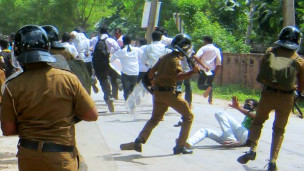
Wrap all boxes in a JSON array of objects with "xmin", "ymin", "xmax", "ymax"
[
  {"xmin": 71, "ymin": 31, "xmax": 90, "ymax": 61},
  {"xmin": 0, "ymin": 69, "xmax": 5, "ymax": 103},
  {"xmin": 0, "ymin": 63, "xmax": 95, "ymax": 146},
  {"xmin": 141, "ymin": 41, "xmax": 168, "ymax": 68},
  {"xmin": 153, "ymin": 52, "xmax": 183, "ymax": 87},
  {"xmin": 62, "ymin": 42, "xmax": 79, "ymax": 59},
  {"xmin": 266, "ymin": 47, "xmax": 304, "ymax": 90},
  {"xmin": 196, "ymin": 44, "xmax": 222, "ymax": 71},
  {"xmin": 99, "ymin": 34, "xmax": 121, "ymax": 55},
  {"xmin": 111, "ymin": 45, "xmax": 142, "ymax": 76}
]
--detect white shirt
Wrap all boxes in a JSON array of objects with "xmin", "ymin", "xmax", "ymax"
[
  {"xmin": 141, "ymin": 41, "xmax": 169, "ymax": 68},
  {"xmin": 71, "ymin": 31, "xmax": 90, "ymax": 61},
  {"xmin": 196, "ymin": 44, "xmax": 222, "ymax": 71},
  {"xmin": 100, "ymin": 34, "xmax": 121, "ymax": 55},
  {"xmin": 111, "ymin": 45, "xmax": 142, "ymax": 76},
  {"xmin": 117, "ymin": 35, "xmax": 124, "ymax": 48},
  {"xmin": 138, "ymin": 45, "xmax": 149, "ymax": 72},
  {"xmin": 62, "ymin": 42, "xmax": 78, "ymax": 59},
  {"xmin": 161, "ymin": 35, "xmax": 173, "ymax": 46}
]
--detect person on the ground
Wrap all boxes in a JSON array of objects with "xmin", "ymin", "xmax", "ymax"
[
  {"xmin": 0, "ymin": 25, "xmax": 98, "ymax": 171},
  {"xmin": 111, "ymin": 35, "xmax": 142, "ymax": 100},
  {"xmin": 237, "ymin": 26, "xmax": 304, "ymax": 171},
  {"xmin": 120, "ymin": 34, "xmax": 199, "ymax": 155},
  {"xmin": 43, "ymin": 25, "xmax": 91, "ymax": 93},
  {"xmin": 113, "ymin": 28, "xmax": 124, "ymax": 48},
  {"xmin": 193, "ymin": 36, "xmax": 222, "ymax": 104},
  {"xmin": 186, "ymin": 97, "xmax": 257, "ymax": 148},
  {"xmin": 0, "ymin": 37, "xmax": 17, "ymax": 78},
  {"xmin": 155, "ymin": 26, "xmax": 173, "ymax": 46},
  {"xmin": 137, "ymin": 38, "xmax": 148, "ymax": 83},
  {"xmin": 92, "ymin": 26, "xmax": 120, "ymax": 112}
]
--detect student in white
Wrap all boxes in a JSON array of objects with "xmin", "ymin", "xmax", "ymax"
[
  {"xmin": 61, "ymin": 32, "xmax": 79, "ymax": 59},
  {"xmin": 111, "ymin": 35, "xmax": 142, "ymax": 100},
  {"xmin": 70, "ymin": 31, "xmax": 90, "ymax": 61},
  {"xmin": 114, "ymin": 28, "xmax": 124, "ymax": 48},
  {"xmin": 141, "ymin": 31, "xmax": 169, "ymax": 68},
  {"xmin": 137, "ymin": 38, "xmax": 148, "ymax": 82},
  {"xmin": 194, "ymin": 36, "xmax": 222, "ymax": 104}
]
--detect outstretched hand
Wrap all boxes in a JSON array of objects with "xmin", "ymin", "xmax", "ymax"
[{"xmin": 228, "ymin": 96, "xmax": 240, "ymax": 109}]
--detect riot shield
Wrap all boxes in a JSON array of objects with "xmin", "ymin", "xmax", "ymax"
[
  {"xmin": 67, "ymin": 60, "xmax": 91, "ymax": 93},
  {"xmin": 125, "ymin": 81, "xmax": 150, "ymax": 114},
  {"xmin": 76, "ymin": 121, "xmax": 116, "ymax": 171}
]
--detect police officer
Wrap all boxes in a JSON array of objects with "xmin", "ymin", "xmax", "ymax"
[
  {"xmin": 237, "ymin": 26, "xmax": 304, "ymax": 171},
  {"xmin": 120, "ymin": 34, "xmax": 199, "ymax": 154},
  {"xmin": 0, "ymin": 25, "xmax": 98, "ymax": 171},
  {"xmin": 42, "ymin": 25, "xmax": 91, "ymax": 94}
]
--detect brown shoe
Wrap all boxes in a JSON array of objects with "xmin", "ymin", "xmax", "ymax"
[{"xmin": 120, "ymin": 142, "xmax": 142, "ymax": 152}]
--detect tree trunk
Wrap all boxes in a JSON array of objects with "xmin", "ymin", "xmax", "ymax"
[
  {"xmin": 245, "ymin": 0, "xmax": 255, "ymax": 46},
  {"xmin": 282, "ymin": 0, "xmax": 296, "ymax": 27}
]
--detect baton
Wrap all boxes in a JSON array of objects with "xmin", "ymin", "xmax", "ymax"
[{"xmin": 174, "ymin": 45, "xmax": 204, "ymax": 75}]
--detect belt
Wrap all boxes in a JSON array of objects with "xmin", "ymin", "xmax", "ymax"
[
  {"xmin": 264, "ymin": 87, "xmax": 294, "ymax": 94},
  {"xmin": 19, "ymin": 139, "xmax": 74, "ymax": 152},
  {"xmin": 152, "ymin": 86, "xmax": 175, "ymax": 92}
]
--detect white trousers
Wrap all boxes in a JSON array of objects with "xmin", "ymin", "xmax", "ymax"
[{"xmin": 187, "ymin": 111, "xmax": 248, "ymax": 145}]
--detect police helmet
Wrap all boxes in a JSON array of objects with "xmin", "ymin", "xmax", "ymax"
[
  {"xmin": 168, "ymin": 34, "xmax": 192, "ymax": 52},
  {"xmin": 14, "ymin": 25, "xmax": 56, "ymax": 65},
  {"xmin": 274, "ymin": 26, "xmax": 302, "ymax": 50},
  {"xmin": 42, "ymin": 25, "xmax": 65, "ymax": 49}
]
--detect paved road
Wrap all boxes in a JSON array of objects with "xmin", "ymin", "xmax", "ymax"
[
  {"xmin": 90, "ymin": 88, "xmax": 304, "ymax": 171},
  {"xmin": 1, "ymin": 86, "xmax": 303, "ymax": 171}
]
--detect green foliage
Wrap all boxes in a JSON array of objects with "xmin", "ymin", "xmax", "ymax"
[{"xmin": 189, "ymin": 12, "xmax": 250, "ymax": 52}]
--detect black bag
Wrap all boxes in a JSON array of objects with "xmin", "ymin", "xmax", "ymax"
[{"xmin": 93, "ymin": 37, "xmax": 110, "ymax": 72}]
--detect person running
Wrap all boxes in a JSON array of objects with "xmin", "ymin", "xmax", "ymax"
[
  {"xmin": 111, "ymin": 35, "xmax": 142, "ymax": 100},
  {"xmin": 237, "ymin": 26, "xmax": 304, "ymax": 171},
  {"xmin": 120, "ymin": 34, "xmax": 199, "ymax": 154},
  {"xmin": 193, "ymin": 36, "xmax": 222, "ymax": 104}
]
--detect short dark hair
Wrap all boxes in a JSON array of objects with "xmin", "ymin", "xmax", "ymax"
[
  {"xmin": 99, "ymin": 25, "xmax": 109, "ymax": 34},
  {"xmin": 155, "ymin": 26, "xmax": 165, "ymax": 35},
  {"xmin": 139, "ymin": 38, "xmax": 147, "ymax": 46},
  {"xmin": 114, "ymin": 28, "xmax": 122, "ymax": 34},
  {"xmin": 123, "ymin": 35, "xmax": 132, "ymax": 52},
  {"xmin": 0, "ymin": 38, "xmax": 9, "ymax": 49},
  {"xmin": 152, "ymin": 31, "xmax": 162, "ymax": 41},
  {"xmin": 62, "ymin": 32, "xmax": 71, "ymax": 43},
  {"xmin": 203, "ymin": 36, "xmax": 213, "ymax": 43},
  {"xmin": 245, "ymin": 99, "xmax": 259, "ymax": 108}
]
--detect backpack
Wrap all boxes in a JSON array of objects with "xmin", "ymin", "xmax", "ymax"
[
  {"xmin": 92, "ymin": 37, "xmax": 110, "ymax": 71},
  {"xmin": 256, "ymin": 49, "xmax": 300, "ymax": 91}
]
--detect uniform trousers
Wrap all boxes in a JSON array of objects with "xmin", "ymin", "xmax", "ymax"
[
  {"xmin": 95, "ymin": 68, "xmax": 118, "ymax": 101},
  {"xmin": 248, "ymin": 91, "xmax": 294, "ymax": 162},
  {"xmin": 137, "ymin": 91, "xmax": 194, "ymax": 146},
  {"xmin": 121, "ymin": 73, "xmax": 138, "ymax": 100},
  {"xmin": 187, "ymin": 111, "xmax": 248, "ymax": 145},
  {"xmin": 18, "ymin": 145, "xmax": 78, "ymax": 171},
  {"xmin": 197, "ymin": 71, "xmax": 214, "ymax": 103}
]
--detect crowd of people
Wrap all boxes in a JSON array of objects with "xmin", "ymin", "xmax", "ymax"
[{"xmin": 0, "ymin": 24, "xmax": 302, "ymax": 171}]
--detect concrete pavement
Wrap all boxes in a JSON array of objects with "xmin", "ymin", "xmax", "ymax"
[{"xmin": 91, "ymin": 89, "xmax": 304, "ymax": 171}]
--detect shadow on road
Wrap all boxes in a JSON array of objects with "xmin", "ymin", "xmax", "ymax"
[
  {"xmin": 194, "ymin": 145, "xmax": 242, "ymax": 150},
  {"xmin": 242, "ymin": 165, "xmax": 265, "ymax": 171},
  {"xmin": 0, "ymin": 152, "xmax": 17, "ymax": 169},
  {"xmin": 112, "ymin": 153, "xmax": 174, "ymax": 165}
]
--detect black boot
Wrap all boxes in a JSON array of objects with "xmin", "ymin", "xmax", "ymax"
[
  {"xmin": 237, "ymin": 151, "xmax": 256, "ymax": 164},
  {"xmin": 267, "ymin": 162, "xmax": 278, "ymax": 171},
  {"xmin": 173, "ymin": 146, "xmax": 193, "ymax": 155}
]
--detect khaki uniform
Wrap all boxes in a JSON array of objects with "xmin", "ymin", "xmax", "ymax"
[
  {"xmin": 0, "ymin": 63, "xmax": 95, "ymax": 171},
  {"xmin": 0, "ymin": 69, "xmax": 6, "ymax": 103},
  {"xmin": 137, "ymin": 52, "xmax": 194, "ymax": 146},
  {"xmin": 248, "ymin": 47, "xmax": 304, "ymax": 162}
]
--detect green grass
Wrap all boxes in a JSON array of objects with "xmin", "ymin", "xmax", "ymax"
[
  {"xmin": 190, "ymin": 82, "xmax": 260, "ymax": 102},
  {"xmin": 188, "ymin": 82, "xmax": 304, "ymax": 117}
]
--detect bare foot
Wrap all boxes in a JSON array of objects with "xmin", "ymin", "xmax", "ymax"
[{"xmin": 203, "ymin": 86, "xmax": 212, "ymax": 98}]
